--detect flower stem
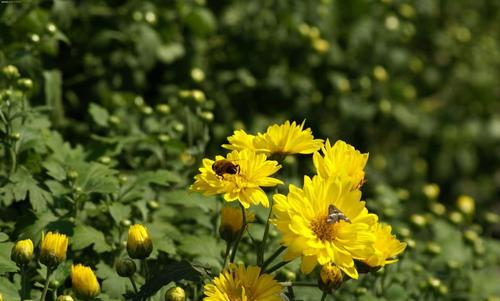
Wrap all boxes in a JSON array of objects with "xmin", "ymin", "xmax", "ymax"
[
  {"xmin": 222, "ymin": 241, "xmax": 231, "ymax": 267},
  {"xmin": 20, "ymin": 265, "xmax": 28, "ymax": 300},
  {"xmin": 142, "ymin": 259, "xmax": 149, "ymax": 281},
  {"xmin": 321, "ymin": 292, "xmax": 328, "ymax": 301},
  {"xmin": 229, "ymin": 204, "xmax": 246, "ymax": 263},
  {"xmin": 264, "ymin": 260, "xmax": 290, "ymax": 274},
  {"xmin": 280, "ymin": 281, "xmax": 318, "ymax": 287},
  {"xmin": 40, "ymin": 267, "xmax": 54, "ymax": 301},
  {"xmin": 129, "ymin": 276, "xmax": 139, "ymax": 294},
  {"xmin": 258, "ymin": 201, "xmax": 274, "ymax": 266},
  {"xmin": 261, "ymin": 246, "xmax": 286, "ymax": 270}
]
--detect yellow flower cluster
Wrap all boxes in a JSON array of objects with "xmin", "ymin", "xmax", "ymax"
[{"xmin": 193, "ymin": 120, "xmax": 406, "ymax": 299}]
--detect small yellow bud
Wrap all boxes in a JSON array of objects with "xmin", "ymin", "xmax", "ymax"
[
  {"xmin": 429, "ymin": 202, "xmax": 446, "ymax": 216},
  {"xmin": 17, "ymin": 78, "xmax": 33, "ymax": 91},
  {"xmin": 127, "ymin": 224, "xmax": 153, "ymax": 259},
  {"xmin": 190, "ymin": 68, "xmax": 205, "ymax": 82},
  {"xmin": 312, "ymin": 38, "xmax": 330, "ymax": 53},
  {"xmin": 40, "ymin": 232, "xmax": 69, "ymax": 267},
  {"xmin": 456, "ymin": 195, "xmax": 475, "ymax": 216},
  {"xmin": 147, "ymin": 200, "xmax": 160, "ymax": 210},
  {"xmin": 115, "ymin": 258, "xmax": 137, "ymax": 277},
  {"xmin": 425, "ymin": 242, "xmax": 441, "ymax": 255},
  {"xmin": 56, "ymin": 295, "xmax": 74, "ymax": 301},
  {"xmin": 485, "ymin": 212, "xmax": 500, "ymax": 224},
  {"xmin": 319, "ymin": 264, "xmax": 343, "ymax": 293},
  {"xmin": 71, "ymin": 264, "xmax": 100, "ymax": 299},
  {"xmin": 199, "ymin": 111, "xmax": 214, "ymax": 122},
  {"xmin": 2, "ymin": 65, "xmax": 20, "ymax": 79},
  {"xmin": 428, "ymin": 277, "xmax": 441, "ymax": 288},
  {"xmin": 449, "ymin": 211, "xmax": 464, "ymax": 224},
  {"xmin": 384, "ymin": 15, "xmax": 400, "ymax": 31},
  {"xmin": 373, "ymin": 66, "xmax": 388, "ymax": 81},
  {"xmin": 11, "ymin": 239, "xmax": 34, "ymax": 265},
  {"xmin": 191, "ymin": 90, "xmax": 205, "ymax": 103},
  {"xmin": 423, "ymin": 183, "xmax": 440, "ymax": 199},
  {"xmin": 463, "ymin": 229, "xmax": 479, "ymax": 243},
  {"xmin": 156, "ymin": 104, "xmax": 171, "ymax": 114},
  {"xmin": 219, "ymin": 207, "xmax": 255, "ymax": 243},
  {"xmin": 410, "ymin": 214, "xmax": 427, "ymax": 227},
  {"xmin": 165, "ymin": 286, "xmax": 186, "ymax": 301},
  {"xmin": 141, "ymin": 106, "xmax": 153, "ymax": 115}
]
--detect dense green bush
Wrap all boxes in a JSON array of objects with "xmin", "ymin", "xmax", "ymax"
[{"xmin": 1, "ymin": 0, "xmax": 499, "ymax": 300}]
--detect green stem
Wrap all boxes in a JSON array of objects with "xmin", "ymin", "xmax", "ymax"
[
  {"xmin": 229, "ymin": 204, "xmax": 246, "ymax": 263},
  {"xmin": 261, "ymin": 246, "xmax": 286, "ymax": 270},
  {"xmin": 129, "ymin": 276, "xmax": 139, "ymax": 294},
  {"xmin": 258, "ymin": 201, "xmax": 274, "ymax": 266},
  {"xmin": 40, "ymin": 267, "xmax": 53, "ymax": 301},
  {"xmin": 280, "ymin": 281, "xmax": 318, "ymax": 287},
  {"xmin": 143, "ymin": 259, "xmax": 149, "ymax": 281},
  {"xmin": 321, "ymin": 292, "xmax": 328, "ymax": 301},
  {"xmin": 9, "ymin": 146, "xmax": 16, "ymax": 175},
  {"xmin": 264, "ymin": 260, "xmax": 290, "ymax": 274},
  {"xmin": 20, "ymin": 265, "xmax": 27, "ymax": 300},
  {"xmin": 222, "ymin": 241, "xmax": 231, "ymax": 267}
]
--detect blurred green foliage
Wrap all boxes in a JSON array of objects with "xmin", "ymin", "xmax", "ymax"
[{"xmin": 0, "ymin": 0, "xmax": 499, "ymax": 300}]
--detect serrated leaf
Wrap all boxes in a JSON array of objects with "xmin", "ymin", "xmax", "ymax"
[
  {"xmin": 98, "ymin": 262, "xmax": 132, "ymax": 298},
  {"xmin": 0, "ymin": 276, "xmax": 19, "ymax": 299},
  {"xmin": 72, "ymin": 224, "xmax": 110, "ymax": 252},
  {"xmin": 163, "ymin": 190, "xmax": 215, "ymax": 212},
  {"xmin": 76, "ymin": 163, "xmax": 119, "ymax": 194},
  {"xmin": 0, "ymin": 242, "xmax": 17, "ymax": 274},
  {"xmin": 109, "ymin": 202, "xmax": 131, "ymax": 224},
  {"xmin": 89, "ymin": 103, "xmax": 109, "ymax": 127},
  {"xmin": 132, "ymin": 260, "xmax": 209, "ymax": 300}
]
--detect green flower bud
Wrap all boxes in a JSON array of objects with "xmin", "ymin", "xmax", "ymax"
[
  {"xmin": 158, "ymin": 134, "xmax": 171, "ymax": 142},
  {"xmin": 120, "ymin": 219, "xmax": 132, "ymax": 227},
  {"xmin": 318, "ymin": 264, "xmax": 343, "ymax": 294},
  {"xmin": 99, "ymin": 156, "xmax": 111, "ymax": 164},
  {"xmin": 165, "ymin": 286, "xmax": 186, "ymax": 301},
  {"xmin": 9, "ymin": 132, "xmax": 21, "ymax": 141},
  {"xmin": 109, "ymin": 115, "xmax": 121, "ymax": 125},
  {"xmin": 410, "ymin": 214, "xmax": 427, "ymax": 228},
  {"xmin": 147, "ymin": 200, "xmax": 160, "ymax": 210},
  {"xmin": 141, "ymin": 106, "xmax": 153, "ymax": 115},
  {"xmin": 116, "ymin": 258, "xmax": 137, "ymax": 277},
  {"xmin": 156, "ymin": 104, "xmax": 171, "ymax": 114},
  {"xmin": 190, "ymin": 68, "xmax": 205, "ymax": 82},
  {"xmin": 56, "ymin": 295, "xmax": 74, "ymax": 301},
  {"xmin": 2, "ymin": 65, "xmax": 20, "ymax": 79},
  {"xmin": 17, "ymin": 78, "xmax": 33, "ymax": 91},
  {"xmin": 191, "ymin": 90, "xmax": 205, "ymax": 103},
  {"xmin": 67, "ymin": 170, "xmax": 78, "ymax": 180},
  {"xmin": 11, "ymin": 239, "xmax": 34, "ymax": 266}
]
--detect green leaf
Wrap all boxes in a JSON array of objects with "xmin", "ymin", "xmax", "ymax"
[
  {"xmin": 109, "ymin": 202, "xmax": 131, "ymax": 224},
  {"xmin": 89, "ymin": 103, "xmax": 110, "ymax": 127},
  {"xmin": 43, "ymin": 69, "xmax": 65, "ymax": 126},
  {"xmin": 156, "ymin": 43, "xmax": 185, "ymax": 64},
  {"xmin": 72, "ymin": 224, "xmax": 110, "ymax": 252},
  {"xmin": 0, "ymin": 276, "xmax": 19, "ymax": 299},
  {"xmin": 42, "ymin": 158, "xmax": 67, "ymax": 181},
  {"xmin": 184, "ymin": 7, "xmax": 216, "ymax": 35},
  {"xmin": 98, "ymin": 262, "xmax": 132, "ymax": 298},
  {"xmin": 163, "ymin": 190, "xmax": 216, "ymax": 212},
  {"xmin": 0, "ymin": 241, "xmax": 17, "ymax": 274},
  {"xmin": 132, "ymin": 260, "xmax": 209, "ymax": 300},
  {"xmin": 76, "ymin": 162, "xmax": 119, "ymax": 194}
]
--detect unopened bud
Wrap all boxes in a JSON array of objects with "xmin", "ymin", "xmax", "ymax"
[
  {"xmin": 410, "ymin": 214, "xmax": 427, "ymax": 227},
  {"xmin": 120, "ymin": 219, "xmax": 132, "ymax": 227},
  {"xmin": 190, "ymin": 68, "xmax": 205, "ymax": 82},
  {"xmin": 156, "ymin": 104, "xmax": 171, "ymax": 114},
  {"xmin": 191, "ymin": 90, "xmax": 205, "ymax": 103},
  {"xmin": 56, "ymin": 296, "xmax": 74, "ymax": 301},
  {"xmin": 17, "ymin": 78, "xmax": 33, "ymax": 91},
  {"xmin": 318, "ymin": 264, "xmax": 343, "ymax": 293},
  {"xmin": 116, "ymin": 258, "xmax": 137, "ymax": 277},
  {"xmin": 165, "ymin": 286, "xmax": 186, "ymax": 301},
  {"xmin": 456, "ymin": 195, "xmax": 475, "ymax": 216},
  {"xmin": 141, "ymin": 106, "xmax": 153, "ymax": 115},
  {"xmin": 449, "ymin": 211, "xmax": 464, "ymax": 224},
  {"xmin": 2, "ymin": 65, "xmax": 20, "ymax": 79},
  {"xmin": 147, "ymin": 200, "xmax": 160, "ymax": 210},
  {"xmin": 11, "ymin": 239, "xmax": 34, "ymax": 265},
  {"xmin": 423, "ymin": 183, "xmax": 440, "ymax": 199}
]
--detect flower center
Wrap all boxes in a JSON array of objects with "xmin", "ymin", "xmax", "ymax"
[{"xmin": 310, "ymin": 215, "xmax": 338, "ymax": 241}]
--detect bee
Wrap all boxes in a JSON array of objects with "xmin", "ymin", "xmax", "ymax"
[
  {"xmin": 212, "ymin": 159, "xmax": 240, "ymax": 178},
  {"xmin": 326, "ymin": 204, "xmax": 351, "ymax": 224}
]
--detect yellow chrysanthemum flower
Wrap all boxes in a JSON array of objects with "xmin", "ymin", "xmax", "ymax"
[
  {"xmin": 273, "ymin": 176, "xmax": 377, "ymax": 279},
  {"xmin": 363, "ymin": 223, "xmax": 406, "ymax": 268},
  {"xmin": 313, "ymin": 139, "xmax": 368, "ymax": 190},
  {"xmin": 40, "ymin": 232, "xmax": 69, "ymax": 267},
  {"xmin": 127, "ymin": 224, "xmax": 153, "ymax": 259},
  {"xmin": 222, "ymin": 130, "xmax": 261, "ymax": 152},
  {"xmin": 203, "ymin": 264, "xmax": 283, "ymax": 301},
  {"xmin": 219, "ymin": 206, "xmax": 256, "ymax": 243},
  {"xmin": 71, "ymin": 264, "xmax": 100, "ymax": 299},
  {"xmin": 223, "ymin": 121, "xmax": 323, "ymax": 156},
  {"xmin": 11, "ymin": 239, "xmax": 34, "ymax": 265},
  {"xmin": 190, "ymin": 149, "xmax": 282, "ymax": 208}
]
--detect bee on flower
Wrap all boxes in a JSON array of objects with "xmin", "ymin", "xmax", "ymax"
[
  {"xmin": 273, "ymin": 176, "xmax": 377, "ymax": 279},
  {"xmin": 203, "ymin": 264, "xmax": 283, "ymax": 301},
  {"xmin": 190, "ymin": 149, "xmax": 282, "ymax": 208},
  {"xmin": 223, "ymin": 120, "xmax": 324, "ymax": 157}
]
